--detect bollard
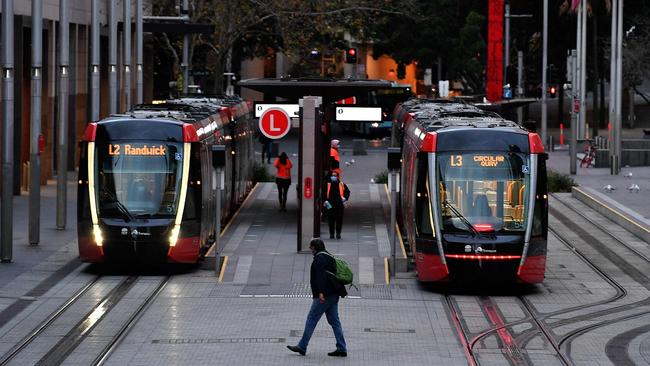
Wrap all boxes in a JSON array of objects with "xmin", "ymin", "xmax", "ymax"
[
  {"xmin": 548, "ymin": 135, "xmax": 554, "ymax": 152},
  {"xmin": 559, "ymin": 123, "xmax": 565, "ymax": 146}
]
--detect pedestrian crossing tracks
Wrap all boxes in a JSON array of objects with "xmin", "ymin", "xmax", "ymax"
[{"xmin": 212, "ymin": 182, "xmax": 404, "ymax": 289}]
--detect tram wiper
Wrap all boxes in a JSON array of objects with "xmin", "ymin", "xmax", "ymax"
[
  {"xmin": 442, "ymin": 200, "xmax": 481, "ymax": 238},
  {"xmin": 101, "ymin": 189, "xmax": 136, "ymax": 222}
]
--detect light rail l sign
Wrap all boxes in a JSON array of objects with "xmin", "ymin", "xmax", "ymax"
[
  {"xmin": 335, "ymin": 107, "xmax": 382, "ymax": 122},
  {"xmin": 259, "ymin": 108, "xmax": 291, "ymax": 139},
  {"xmin": 254, "ymin": 103, "xmax": 299, "ymax": 118}
]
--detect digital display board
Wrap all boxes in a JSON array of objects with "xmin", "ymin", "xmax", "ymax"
[
  {"xmin": 450, "ymin": 154, "xmax": 505, "ymax": 168},
  {"xmin": 108, "ymin": 144, "xmax": 167, "ymax": 156}
]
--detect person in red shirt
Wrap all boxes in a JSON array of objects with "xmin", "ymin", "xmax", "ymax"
[{"xmin": 274, "ymin": 152, "xmax": 292, "ymax": 211}]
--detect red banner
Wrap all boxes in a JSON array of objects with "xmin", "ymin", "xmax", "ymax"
[{"xmin": 486, "ymin": 0, "xmax": 504, "ymax": 102}]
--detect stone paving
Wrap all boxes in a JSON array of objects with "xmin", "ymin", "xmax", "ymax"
[{"xmin": 0, "ymin": 131, "xmax": 649, "ymax": 365}]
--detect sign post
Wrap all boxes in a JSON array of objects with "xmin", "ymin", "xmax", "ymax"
[
  {"xmin": 387, "ymin": 147, "xmax": 401, "ymax": 277},
  {"xmin": 298, "ymin": 97, "xmax": 322, "ymax": 252},
  {"xmin": 212, "ymin": 145, "xmax": 225, "ymax": 276}
]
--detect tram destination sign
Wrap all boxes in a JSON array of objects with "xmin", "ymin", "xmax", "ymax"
[
  {"xmin": 335, "ymin": 107, "xmax": 382, "ymax": 122},
  {"xmin": 108, "ymin": 143, "xmax": 167, "ymax": 156},
  {"xmin": 449, "ymin": 154, "xmax": 506, "ymax": 168}
]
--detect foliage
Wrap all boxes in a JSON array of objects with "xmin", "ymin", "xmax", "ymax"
[
  {"xmin": 547, "ymin": 170, "xmax": 577, "ymax": 192},
  {"xmin": 374, "ymin": 170, "xmax": 388, "ymax": 184},
  {"xmin": 253, "ymin": 163, "xmax": 273, "ymax": 183}
]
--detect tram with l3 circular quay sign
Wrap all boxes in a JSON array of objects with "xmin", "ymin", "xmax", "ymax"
[
  {"xmin": 394, "ymin": 99, "xmax": 548, "ymax": 283},
  {"xmin": 77, "ymin": 96, "xmax": 254, "ymax": 264}
]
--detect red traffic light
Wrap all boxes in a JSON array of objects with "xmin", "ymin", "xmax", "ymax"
[
  {"xmin": 549, "ymin": 86, "xmax": 557, "ymax": 97},
  {"xmin": 345, "ymin": 47, "xmax": 357, "ymax": 63}
]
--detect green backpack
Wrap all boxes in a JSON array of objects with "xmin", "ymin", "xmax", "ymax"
[{"xmin": 319, "ymin": 252, "xmax": 353, "ymax": 285}]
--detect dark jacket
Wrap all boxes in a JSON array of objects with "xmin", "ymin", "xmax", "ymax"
[
  {"xmin": 310, "ymin": 251, "xmax": 347, "ymax": 298},
  {"xmin": 322, "ymin": 181, "xmax": 351, "ymax": 209}
]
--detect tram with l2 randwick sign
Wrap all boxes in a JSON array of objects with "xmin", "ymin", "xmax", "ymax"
[
  {"xmin": 394, "ymin": 99, "xmax": 548, "ymax": 283},
  {"xmin": 77, "ymin": 96, "xmax": 254, "ymax": 263}
]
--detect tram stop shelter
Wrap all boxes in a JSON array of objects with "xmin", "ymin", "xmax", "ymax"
[{"xmin": 238, "ymin": 78, "xmax": 392, "ymax": 252}]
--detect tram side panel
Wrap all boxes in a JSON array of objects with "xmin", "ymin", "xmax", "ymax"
[{"xmin": 517, "ymin": 153, "xmax": 548, "ymax": 283}]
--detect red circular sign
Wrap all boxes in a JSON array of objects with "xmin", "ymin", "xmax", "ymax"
[{"xmin": 259, "ymin": 108, "xmax": 291, "ymax": 139}]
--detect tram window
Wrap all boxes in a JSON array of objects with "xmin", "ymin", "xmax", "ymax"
[
  {"xmin": 437, "ymin": 152, "xmax": 530, "ymax": 233},
  {"xmin": 96, "ymin": 141, "xmax": 184, "ymax": 218},
  {"xmin": 415, "ymin": 153, "xmax": 434, "ymax": 238}
]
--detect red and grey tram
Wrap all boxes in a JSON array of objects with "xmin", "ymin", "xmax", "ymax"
[
  {"xmin": 396, "ymin": 100, "xmax": 548, "ymax": 283},
  {"xmin": 77, "ymin": 97, "xmax": 253, "ymax": 263}
]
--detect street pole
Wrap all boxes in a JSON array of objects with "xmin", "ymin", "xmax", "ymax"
[
  {"xmin": 516, "ymin": 50, "xmax": 524, "ymax": 123},
  {"xmin": 109, "ymin": 0, "xmax": 117, "ymax": 114},
  {"xmin": 579, "ymin": 1, "xmax": 587, "ymax": 140},
  {"xmin": 182, "ymin": 0, "xmax": 189, "ymax": 95},
  {"xmin": 30, "ymin": 0, "xmax": 43, "ymax": 245},
  {"xmin": 570, "ymin": 49, "xmax": 577, "ymax": 175},
  {"xmin": 124, "ymin": 0, "xmax": 131, "ymax": 111},
  {"xmin": 90, "ymin": 0, "xmax": 100, "ymax": 121},
  {"xmin": 609, "ymin": 0, "xmax": 618, "ymax": 174},
  {"xmin": 389, "ymin": 171, "xmax": 397, "ymax": 277},
  {"xmin": 504, "ymin": 3, "xmax": 510, "ymax": 80},
  {"xmin": 136, "ymin": 0, "xmax": 143, "ymax": 104},
  {"xmin": 614, "ymin": 0, "xmax": 623, "ymax": 175},
  {"xmin": 575, "ymin": 1, "xmax": 582, "ymax": 139},
  {"xmin": 214, "ymin": 167, "xmax": 222, "ymax": 276},
  {"xmin": 56, "ymin": 0, "xmax": 69, "ymax": 230},
  {"xmin": 541, "ymin": 0, "xmax": 548, "ymax": 149},
  {"xmin": 1, "ymin": 0, "xmax": 14, "ymax": 262}
]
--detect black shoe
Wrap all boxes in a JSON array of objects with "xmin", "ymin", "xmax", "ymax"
[
  {"xmin": 328, "ymin": 350, "xmax": 347, "ymax": 357},
  {"xmin": 330, "ymin": 234, "xmax": 335, "ymax": 239},
  {"xmin": 336, "ymin": 235, "xmax": 341, "ymax": 240},
  {"xmin": 287, "ymin": 345, "xmax": 305, "ymax": 356}
]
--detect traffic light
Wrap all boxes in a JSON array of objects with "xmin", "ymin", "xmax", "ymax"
[
  {"xmin": 345, "ymin": 48, "xmax": 357, "ymax": 63},
  {"xmin": 549, "ymin": 85, "xmax": 557, "ymax": 98}
]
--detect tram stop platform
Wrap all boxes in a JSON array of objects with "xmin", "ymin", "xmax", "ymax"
[
  {"xmin": 546, "ymin": 148, "xmax": 650, "ymax": 242},
  {"xmin": 204, "ymin": 181, "xmax": 408, "ymax": 289}
]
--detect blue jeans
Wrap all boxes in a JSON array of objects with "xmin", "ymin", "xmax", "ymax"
[{"xmin": 297, "ymin": 297, "xmax": 347, "ymax": 352}]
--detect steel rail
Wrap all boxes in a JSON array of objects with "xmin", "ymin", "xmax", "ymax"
[
  {"xmin": 0, "ymin": 276, "xmax": 102, "ymax": 365},
  {"xmin": 93, "ymin": 276, "xmax": 171, "ymax": 366}
]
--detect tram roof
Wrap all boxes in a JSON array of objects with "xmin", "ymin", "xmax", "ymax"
[{"xmin": 399, "ymin": 99, "xmax": 523, "ymax": 132}]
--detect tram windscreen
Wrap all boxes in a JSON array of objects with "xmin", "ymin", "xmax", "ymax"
[
  {"xmin": 95, "ymin": 141, "xmax": 185, "ymax": 218},
  {"xmin": 437, "ymin": 152, "xmax": 530, "ymax": 233}
]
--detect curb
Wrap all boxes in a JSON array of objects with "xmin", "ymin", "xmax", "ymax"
[{"xmin": 572, "ymin": 186, "xmax": 650, "ymax": 244}]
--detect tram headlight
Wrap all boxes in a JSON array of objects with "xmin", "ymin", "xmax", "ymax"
[
  {"xmin": 169, "ymin": 225, "xmax": 180, "ymax": 247},
  {"xmin": 93, "ymin": 225, "xmax": 103, "ymax": 247},
  {"xmin": 371, "ymin": 122, "xmax": 380, "ymax": 128}
]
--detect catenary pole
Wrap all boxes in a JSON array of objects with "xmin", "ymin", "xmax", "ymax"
[
  {"xmin": 124, "ymin": 0, "xmax": 131, "ymax": 111},
  {"xmin": 136, "ymin": 0, "xmax": 143, "ymax": 104},
  {"xmin": 56, "ymin": 0, "xmax": 70, "ymax": 230},
  {"xmin": 30, "ymin": 0, "xmax": 43, "ymax": 244},
  {"xmin": 182, "ymin": 0, "xmax": 189, "ymax": 94},
  {"xmin": 614, "ymin": 0, "xmax": 623, "ymax": 174},
  {"xmin": 609, "ymin": 0, "xmax": 618, "ymax": 174},
  {"xmin": 1, "ymin": 0, "xmax": 14, "ymax": 261},
  {"xmin": 504, "ymin": 3, "xmax": 510, "ymax": 80},
  {"xmin": 541, "ymin": 0, "xmax": 548, "ymax": 149},
  {"xmin": 91, "ymin": 0, "xmax": 100, "ymax": 121},
  {"xmin": 109, "ymin": 0, "xmax": 117, "ymax": 113},
  {"xmin": 579, "ymin": 1, "xmax": 587, "ymax": 139}
]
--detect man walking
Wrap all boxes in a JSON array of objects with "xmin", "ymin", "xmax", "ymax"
[
  {"xmin": 323, "ymin": 171, "xmax": 350, "ymax": 240},
  {"xmin": 287, "ymin": 239, "xmax": 347, "ymax": 357}
]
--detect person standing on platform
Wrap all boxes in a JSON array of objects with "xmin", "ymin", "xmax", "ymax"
[
  {"xmin": 274, "ymin": 152, "xmax": 292, "ymax": 212},
  {"xmin": 330, "ymin": 139, "xmax": 341, "ymax": 176},
  {"xmin": 259, "ymin": 134, "xmax": 272, "ymax": 164},
  {"xmin": 287, "ymin": 239, "xmax": 348, "ymax": 357},
  {"xmin": 322, "ymin": 171, "xmax": 350, "ymax": 240}
]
